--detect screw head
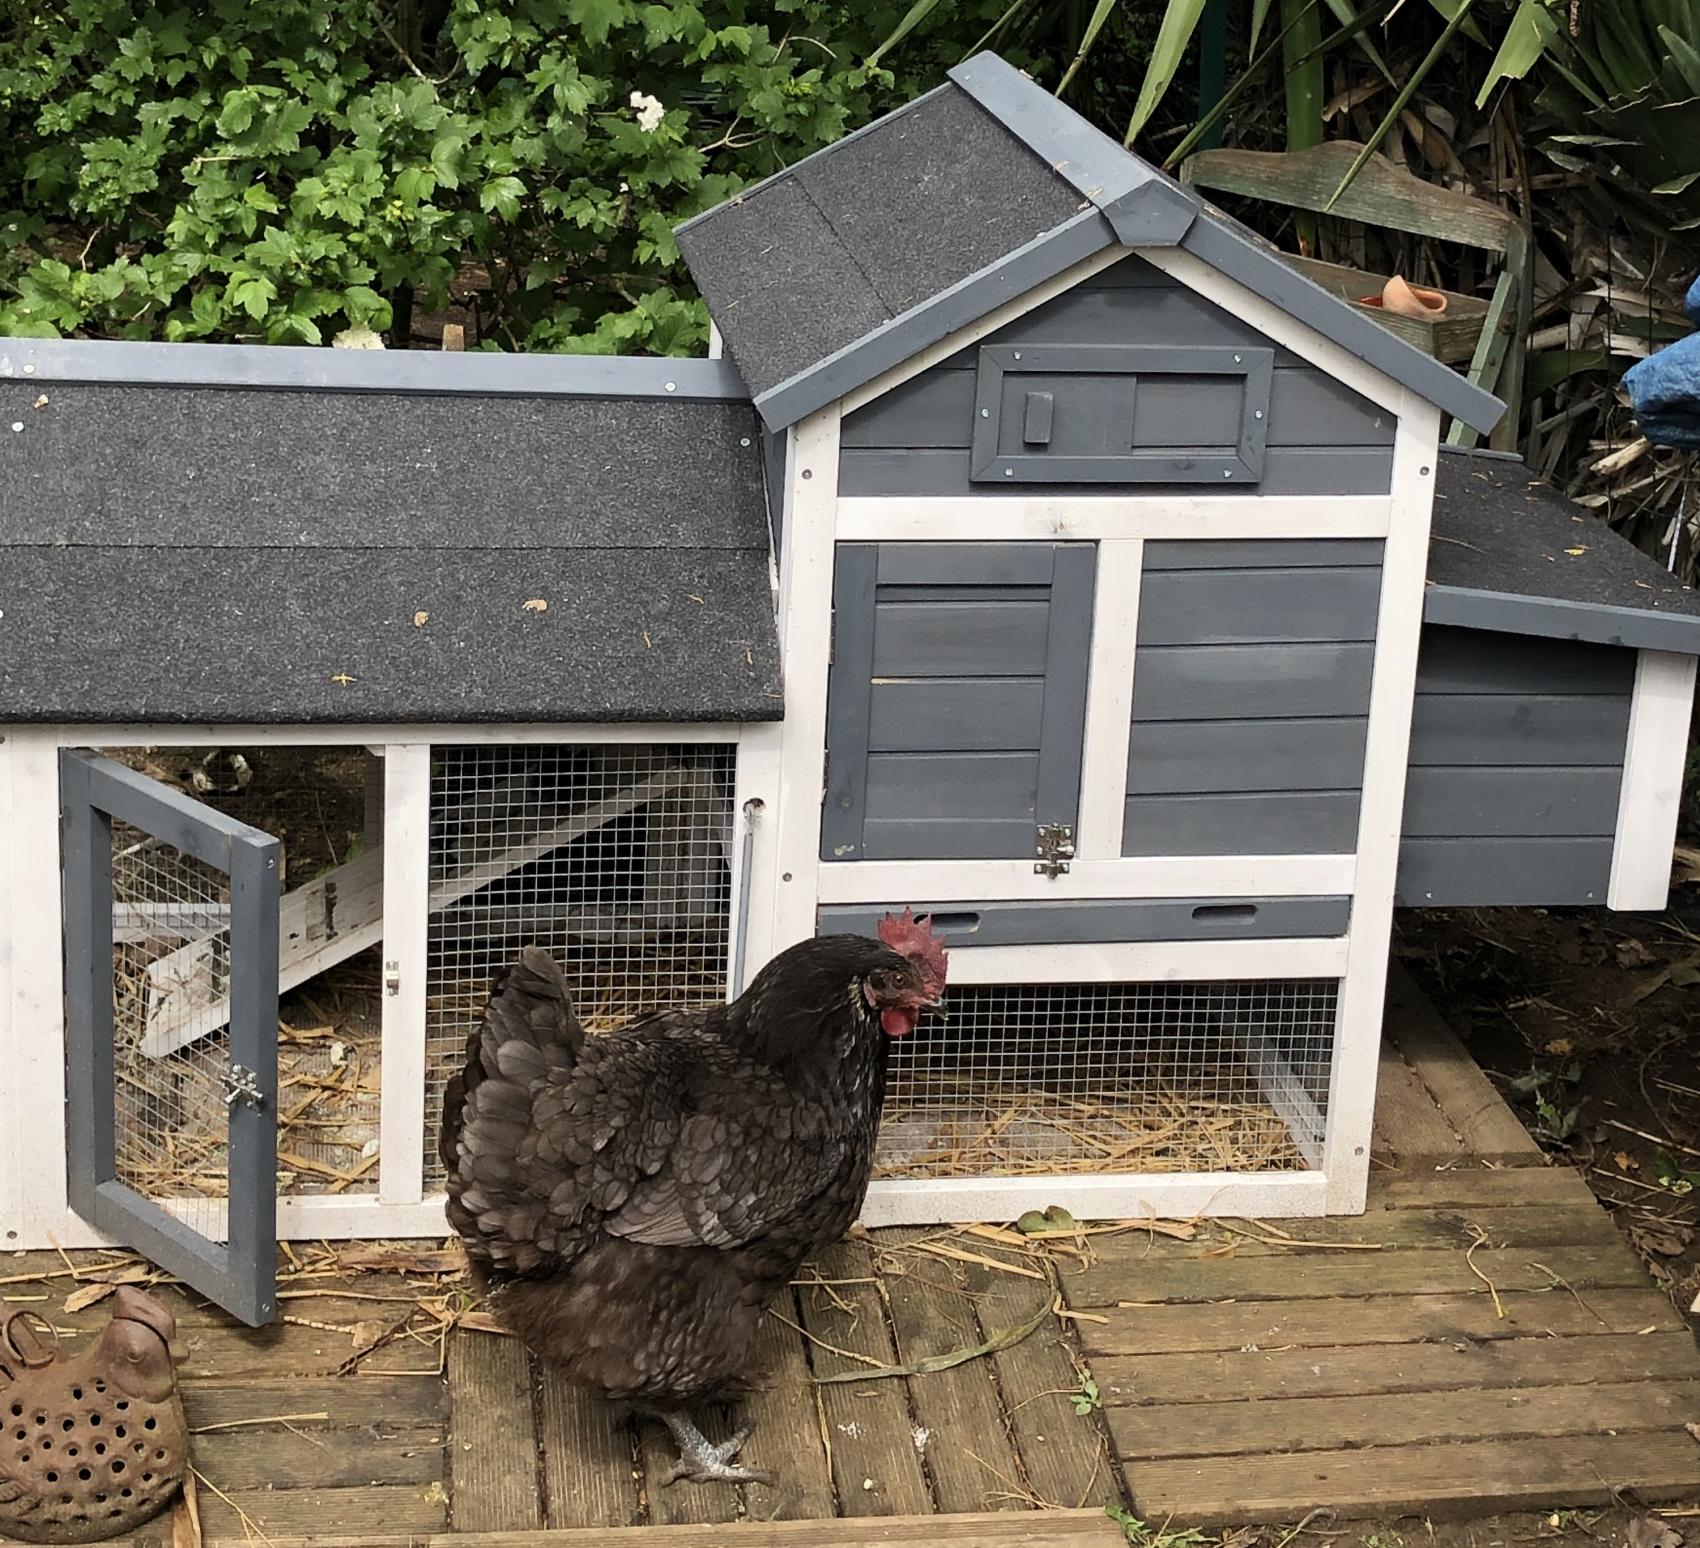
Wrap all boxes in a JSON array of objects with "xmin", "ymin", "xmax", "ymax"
[
  {"xmin": 664, "ymin": 381, "xmax": 676, "ymax": 392},
  {"xmin": 1222, "ymin": 469, "xmax": 1232, "ymax": 478},
  {"xmin": 1004, "ymin": 467, "xmax": 1014, "ymax": 477},
  {"xmin": 1012, "ymin": 351, "xmax": 1021, "ymax": 360},
  {"xmin": 739, "ymin": 436, "xmax": 750, "ymax": 446},
  {"xmin": 22, "ymin": 363, "xmax": 34, "ymax": 374},
  {"xmin": 979, "ymin": 407, "xmax": 990, "ymax": 418},
  {"xmin": 8, "ymin": 422, "xmax": 21, "ymax": 433}
]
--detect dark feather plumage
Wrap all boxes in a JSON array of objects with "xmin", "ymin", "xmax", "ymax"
[{"xmin": 440, "ymin": 930, "xmax": 943, "ymax": 1414}]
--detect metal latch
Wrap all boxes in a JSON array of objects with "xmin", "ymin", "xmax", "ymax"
[
  {"xmin": 1034, "ymin": 821, "xmax": 1075, "ymax": 878},
  {"xmin": 222, "ymin": 1064, "xmax": 265, "ymax": 1112}
]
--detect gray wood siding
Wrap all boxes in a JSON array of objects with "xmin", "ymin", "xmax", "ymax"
[
  {"xmin": 839, "ymin": 255, "xmax": 1395, "ymax": 497},
  {"xmin": 1124, "ymin": 540, "xmax": 1384, "ymax": 856},
  {"xmin": 1396, "ymin": 625, "xmax": 1633, "ymax": 906},
  {"xmin": 824, "ymin": 542, "xmax": 1095, "ymax": 860}
]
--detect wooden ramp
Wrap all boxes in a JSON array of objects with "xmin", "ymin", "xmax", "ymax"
[{"xmin": 1065, "ymin": 967, "xmax": 1700, "ymax": 1524}]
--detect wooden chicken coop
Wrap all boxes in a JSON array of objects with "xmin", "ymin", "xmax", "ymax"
[{"xmin": 3, "ymin": 51, "xmax": 1699, "ymax": 1326}]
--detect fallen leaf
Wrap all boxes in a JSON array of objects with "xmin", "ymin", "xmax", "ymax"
[
  {"xmin": 1627, "ymin": 1516, "xmax": 1683, "ymax": 1548},
  {"xmin": 1630, "ymin": 1222, "xmax": 1693, "ymax": 1258},
  {"xmin": 64, "ymin": 1282, "xmax": 118, "ymax": 1314},
  {"xmin": 413, "ymin": 610, "xmax": 429, "ymax": 628},
  {"xmin": 1614, "ymin": 938, "xmax": 1656, "ymax": 968},
  {"xmin": 522, "ymin": 598, "xmax": 548, "ymax": 613},
  {"xmin": 1615, "ymin": 1151, "xmax": 1640, "ymax": 1171},
  {"xmin": 1543, "ymin": 1038, "xmax": 1574, "ymax": 1056},
  {"xmin": 329, "ymin": 1244, "xmax": 465, "ymax": 1274}
]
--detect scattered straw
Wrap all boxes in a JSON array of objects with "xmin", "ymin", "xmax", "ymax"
[{"xmin": 1464, "ymin": 1225, "xmax": 1505, "ymax": 1317}]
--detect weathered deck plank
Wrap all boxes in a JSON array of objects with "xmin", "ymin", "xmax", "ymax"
[
  {"xmin": 537, "ymin": 1361, "xmax": 638, "ymax": 1530},
  {"xmin": 738, "ymin": 1292, "xmax": 843, "ymax": 1521},
  {"xmin": 1111, "ymin": 1377, "xmax": 1700, "ymax": 1459},
  {"xmin": 1385, "ymin": 965, "xmax": 1542, "ymax": 1162},
  {"xmin": 1132, "ymin": 1430, "xmax": 1700, "ymax": 1522},
  {"xmin": 1095, "ymin": 1330, "xmax": 1700, "ymax": 1404},
  {"xmin": 446, "ymin": 1330, "xmax": 542, "ymax": 1532},
  {"xmin": 1080, "ymin": 1284, "xmax": 1682, "ymax": 1356},
  {"xmin": 881, "ymin": 1235, "xmax": 1022, "ymax": 1515},
  {"xmin": 798, "ymin": 1242, "xmax": 934, "ymax": 1518}
]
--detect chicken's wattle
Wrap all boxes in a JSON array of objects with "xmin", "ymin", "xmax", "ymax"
[{"xmin": 881, "ymin": 1006, "xmax": 920, "ymax": 1037}]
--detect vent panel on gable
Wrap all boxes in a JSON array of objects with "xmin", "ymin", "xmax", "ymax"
[{"xmin": 841, "ymin": 255, "xmax": 1395, "ymax": 498}]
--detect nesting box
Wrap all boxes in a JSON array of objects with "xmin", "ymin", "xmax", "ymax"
[{"xmin": 2, "ymin": 52, "xmax": 1697, "ymax": 1325}]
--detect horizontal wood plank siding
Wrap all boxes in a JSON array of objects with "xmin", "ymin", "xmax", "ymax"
[
  {"xmin": 1125, "ymin": 540, "xmax": 1382, "ymax": 858},
  {"xmin": 825, "ymin": 542, "xmax": 1093, "ymax": 861},
  {"xmin": 840, "ymin": 256, "xmax": 1396, "ymax": 498},
  {"xmin": 1396, "ymin": 625, "xmax": 1632, "ymax": 905}
]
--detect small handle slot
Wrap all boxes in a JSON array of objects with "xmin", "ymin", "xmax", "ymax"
[
  {"xmin": 1191, "ymin": 903, "xmax": 1258, "ymax": 923},
  {"xmin": 924, "ymin": 911, "xmax": 982, "ymax": 934}
]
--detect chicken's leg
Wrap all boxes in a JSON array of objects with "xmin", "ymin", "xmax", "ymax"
[{"xmin": 647, "ymin": 1407, "xmax": 773, "ymax": 1487}]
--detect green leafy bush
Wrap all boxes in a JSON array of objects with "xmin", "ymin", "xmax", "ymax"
[{"xmin": 0, "ymin": 1, "xmax": 990, "ymax": 350}]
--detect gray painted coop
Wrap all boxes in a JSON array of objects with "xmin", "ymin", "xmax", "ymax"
[{"xmin": 2, "ymin": 51, "xmax": 1697, "ymax": 1322}]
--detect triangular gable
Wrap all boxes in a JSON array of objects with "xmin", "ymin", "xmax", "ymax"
[{"xmin": 676, "ymin": 53, "xmax": 1503, "ymax": 440}]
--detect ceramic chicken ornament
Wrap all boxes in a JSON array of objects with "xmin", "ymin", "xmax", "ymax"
[{"xmin": 0, "ymin": 1287, "xmax": 189, "ymax": 1544}]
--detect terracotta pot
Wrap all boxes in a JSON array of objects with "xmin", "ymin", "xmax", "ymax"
[{"xmin": 1358, "ymin": 274, "xmax": 1449, "ymax": 319}]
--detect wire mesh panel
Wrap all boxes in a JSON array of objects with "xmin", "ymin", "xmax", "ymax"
[
  {"xmin": 110, "ymin": 819, "xmax": 238, "ymax": 1231},
  {"xmin": 423, "ymin": 744, "xmax": 736, "ymax": 1183},
  {"xmin": 98, "ymin": 747, "xmax": 383, "ymax": 1197},
  {"xmin": 61, "ymin": 751, "xmax": 279, "ymax": 1326},
  {"xmin": 875, "ymin": 979, "xmax": 1339, "ymax": 1179}
]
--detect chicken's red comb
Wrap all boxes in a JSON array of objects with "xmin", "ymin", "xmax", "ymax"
[{"xmin": 878, "ymin": 907, "xmax": 950, "ymax": 991}]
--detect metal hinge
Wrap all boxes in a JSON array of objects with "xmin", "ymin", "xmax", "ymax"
[
  {"xmin": 222, "ymin": 1063, "xmax": 265, "ymax": 1112},
  {"xmin": 1034, "ymin": 821, "xmax": 1075, "ymax": 878}
]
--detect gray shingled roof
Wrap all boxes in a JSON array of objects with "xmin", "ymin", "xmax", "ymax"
[
  {"xmin": 1425, "ymin": 448, "xmax": 1700, "ymax": 654},
  {"xmin": 0, "ymin": 343, "xmax": 782, "ymax": 724},
  {"xmin": 677, "ymin": 52, "xmax": 1504, "ymax": 438}
]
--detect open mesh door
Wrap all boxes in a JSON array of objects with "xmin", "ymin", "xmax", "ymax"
[{"xmin": 60, "ymin": 751, "xmax": 280, "ymax": 1327}]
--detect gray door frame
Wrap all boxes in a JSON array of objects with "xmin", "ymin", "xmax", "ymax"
[{"xmin": 60, "ymin": 750, "xmax": 281, "ymax": 1327}]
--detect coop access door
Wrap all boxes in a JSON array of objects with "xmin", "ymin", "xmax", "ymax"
[
  {"xmin": 59, "ymin": 752, "xmax": 280, "ymax": 1327},
  {"xmin": 823, "ymin": 542, "xmax": 1095, "ymax": 863}
]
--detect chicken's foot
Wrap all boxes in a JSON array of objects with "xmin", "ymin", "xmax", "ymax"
[{"xmin": 648, "ymin": 1408, "xmax": 773, "ymax": 1488}]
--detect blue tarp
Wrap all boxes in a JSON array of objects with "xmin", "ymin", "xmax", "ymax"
[{"xmin": 1623, "ymin": 274, "xmax": 1700, "ymax": 450}]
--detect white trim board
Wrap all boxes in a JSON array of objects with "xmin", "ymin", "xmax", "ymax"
[
  {"xmin": 1138, "ymin": 246, "xmax": 1410, "ymax": 423},
  {"xmin": 1609, "ymin": 649, "xmax": 1700, "ymax": 910},
  {"xmin": 836, "ymin": 496, "xmax": 1392, "ymax": 543},
  {"xmin": 377, "ymin": 745, "xmax": 430, "ymax": 1207},
  {"xmin": 39, "ymin": 722, "xmax": 752, "ymax": 749},
  {"xmin": 1322, "ymin": 392, "xmax": 1442, "ymax": 1214},
  {"xmin": 944, "ymin": 936, "xmax": 1350, "ymax": 985},
  {"xmin": 0, "ymin": 737, "xmax": 20, "ymax": 1243},
  {"xmin": 3, "ymin": 731, "xmax": 72, "ymax": 1247},
  {"xmin": 861, "ymin": 1168, "xmax": 1327, "ymax": 1225},
  {"xmin": 1076, "ymin": 540, "xmax": 1143, "ymax": 861},
  {"xmin": 815, "ymin": 854, "xmax": 1357, "ymax": 904},
  {"xmin": 766, "ymin": 406, "xmax": 843, "ymax": 954},
  {"xmin": 838, "ymin": 245, "xmax": 1132, "ymax": 419}
]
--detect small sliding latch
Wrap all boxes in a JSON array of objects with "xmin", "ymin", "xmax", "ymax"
[{"xmin": 1034, "ymin": 822, "xmax": 1075, "ymax": 879}]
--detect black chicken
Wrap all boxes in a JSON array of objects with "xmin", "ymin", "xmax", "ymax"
[{"xmin": 438, "ymin": 912, "xmax": 949, "ymax": 1485}]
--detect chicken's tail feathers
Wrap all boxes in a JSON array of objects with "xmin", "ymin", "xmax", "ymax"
[{"xmin": 438, "ymin": 945, "xmax": 584, "ymax": 1180}]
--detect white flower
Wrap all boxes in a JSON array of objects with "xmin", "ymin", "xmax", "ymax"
[
  {"xmin": 332, "ymin": 325, "xmax": 384, "ymax": 350},
  {"xmin": 629, "ymin": 90, "xmax": 666, "ymax": 133}
]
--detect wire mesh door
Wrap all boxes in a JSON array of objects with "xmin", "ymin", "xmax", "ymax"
[{"xmin": 60, "ymin": 751, "xmax": 281, "ymax": 1327}]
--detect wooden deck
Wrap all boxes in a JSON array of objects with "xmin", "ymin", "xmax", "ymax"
[{"xmin": 4, "ymin": 970, "xmax": 1697, "ymax": 1545}]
